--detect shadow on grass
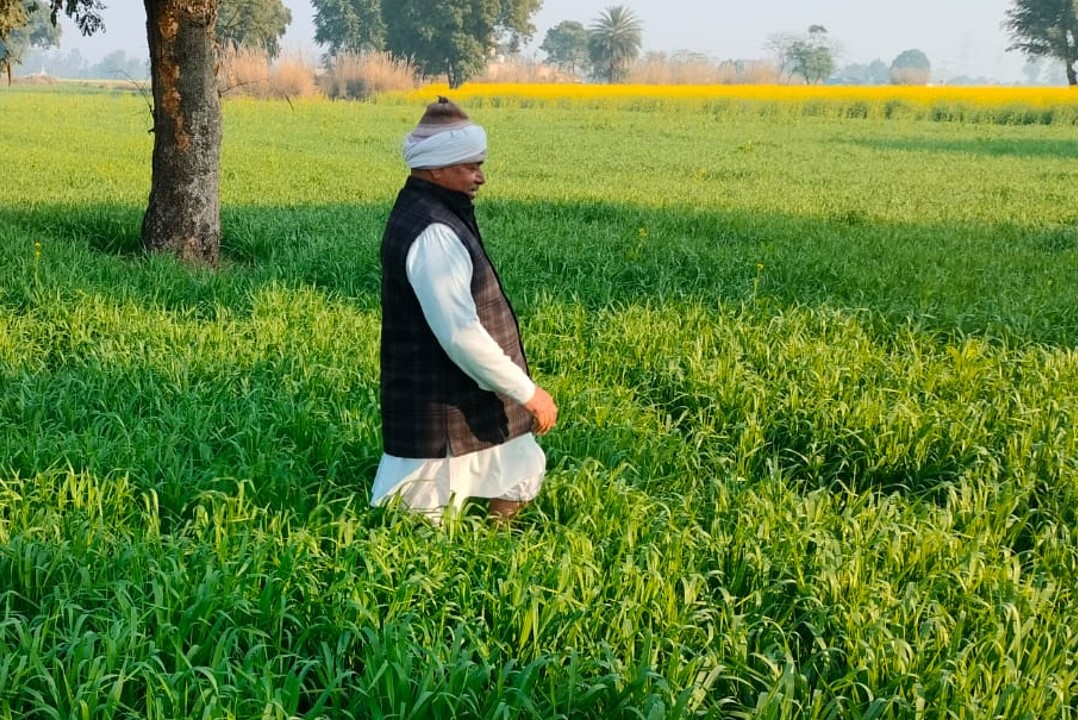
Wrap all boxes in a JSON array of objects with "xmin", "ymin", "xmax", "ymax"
[{"xmin": 1, "ymin": 197, "xmax": 1076, "ymax": 344}]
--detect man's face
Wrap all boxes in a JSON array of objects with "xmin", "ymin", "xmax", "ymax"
[{"xmin": 431, "ymin": 162, "xmax": 485, "ymax": 199}]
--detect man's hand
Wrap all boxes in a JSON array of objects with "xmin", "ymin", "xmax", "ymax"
[{"xmin": 524, "ymin": 386, "xmax": 558, "ymax": 435}]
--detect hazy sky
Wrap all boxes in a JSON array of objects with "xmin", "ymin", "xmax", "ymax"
[{"xmin": 54, "ymin": 0, "xmax": 1028, "ymax": 81}]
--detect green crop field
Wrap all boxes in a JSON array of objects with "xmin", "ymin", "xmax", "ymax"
[{"xmin": 1, "ymin": 87, "xmax": 1077, "ymax": 719}]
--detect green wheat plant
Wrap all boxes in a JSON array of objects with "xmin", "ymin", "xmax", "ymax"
[{"xmin": 0, "ymin": 87, "xmax": 1075, "ymax": 718}]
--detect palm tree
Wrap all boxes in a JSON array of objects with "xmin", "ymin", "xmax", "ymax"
[{"xmin": 587, "ymin": 5, "xmax": 642, "ymax": 83}]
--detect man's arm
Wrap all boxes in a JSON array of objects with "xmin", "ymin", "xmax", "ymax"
[
  {"xmin": 406, "ymin": 223, "xmax": 533, "ymax": 402},
  {"xmin": 406, "ymin": 224, "xmax": 556, "ymax": 434}
]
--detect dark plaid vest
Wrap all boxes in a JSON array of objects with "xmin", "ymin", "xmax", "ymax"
[{"xmin": 380, "ymin": 176, "xmax": 533, "ymax": 458}]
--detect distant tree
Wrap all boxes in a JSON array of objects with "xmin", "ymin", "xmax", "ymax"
[
  {"xmin": 1003, "ymin": 0, "xmax": 1077, "ymax": 86},
  {"xmin": 890, "ymin": 48, "xmax": 931, "ymax": 84},
  {"xmin": 216, "ymin": 0, "xmax": 291, "ymax": 59},
  {"xmin": 23, "ymin": 46, "xmax": 86, "ymax": 77},
  {"xmin": 491, "ymin": 0, "xmax": 542, "ymax": 56},
  {"xmin": 836, "ymin": 58, "xmax": 890, "ymax": 85},
  {"xmin": 1022, "ymin": 56, "xmax": 1045, "ymax": 83},
  {"xmin": 946, "ymin": 74, "xmax": 1001, "ymax": 86},
  {"xmin": 382, "ymin": 0, "xmax": 541, "ymax": 88},
  {"xmin": 0, "ymin": 1, "xmax": 60, "ymax": 84},
  {"xmin": 587, "ymin": 5, "xmax": 642, "ymax": 82},
  {"xmin": 789, "ymin": 25, "xmax": 834, "ymax": 83},
  {"xmin": 310, "ymin": 0, "xmax": 385, "ymax": 59},
  {"xmin": 540, "ymin": 19, "xmax": 588, "ymax": 76},
  {"xmin": 672, "ymin": 49, "xmax": 709, "ymax": 64},
  {"xmin": 93, "ymin": 49, "xmax": 149, "ymax": 80},
  {"xmin": 834, "ymin": 59, "xmax": 890, "ymax": 85},
  {"xmin": 764, "ymin": 32, "xmax": 794, "ymax": 76},
  {"xmin": 866, "ymin": 58, "xmax": 890, "ymax": 84},
  {"xmin": 768, "ymin": 24, "xmax": 835, "ymax": 83}
]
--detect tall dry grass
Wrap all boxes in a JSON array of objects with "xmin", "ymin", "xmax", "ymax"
[
  {"xmin": 270, "ymin": 51, "xmax": 320, "ymax": 99},
  {"xmin": 475, "ymin": 58, "xmax": 574, "ymax": 84},
  {"xmin": 891, "ymin": 67, "xmax": 931, "ymax": 86},
  {"xmin": 319, "ymin": 52, "xmax": 419, "ymax": 100},
  {"xmin": 627, "ymin": 54, "xmax": 780, "ymax": 85},
  {"xmin": 217, "ymin": 46, "xmax": 319, "ymax": 99}
]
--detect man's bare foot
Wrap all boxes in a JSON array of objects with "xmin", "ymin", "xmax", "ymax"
[{"xmin": 489, "ymin": 498, "xmax": 527, "ymax": 524}]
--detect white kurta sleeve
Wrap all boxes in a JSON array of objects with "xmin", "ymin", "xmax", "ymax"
[{"xmin": 405, "ymin": 223, "xmax": 536, "ymax": 405}]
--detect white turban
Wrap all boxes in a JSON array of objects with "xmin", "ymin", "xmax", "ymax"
[{"xmin": 403, "ymin": 124, "xmax": 487, "ymax": 170}]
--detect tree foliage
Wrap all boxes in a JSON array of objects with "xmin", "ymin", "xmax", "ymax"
[
  {"xmin": 311, "ymin": 0, "xmax": 539, "ymax": 87},
  {"xmin": 587, "ymin": 4, "xmax": 642, "ymax": 83},
  {"xmin": 540, "ymin": 19, "xmax": 588, "ymax": 76},
  {"xmin": 0, "ymin": 0, "xmax": 30, "ymax": 38},
  {"xmin": 771, "ymin": 24, "xmax": 835, "ymax": 84},
  {"xmin": 44, "ymin": 0, "xmax": 104, "ymax": 35},
  {"xmin": 381, "ymin": 0, "xmax": 539, "ymax": 88},
  {"xmin": 835, "ymin": 59, "xmax": 889, "ymax": 85},
  {"xmin": 1, "ymin": 0, "xmax": 99, "ymax": 83},
  {"xmin": 0, "ymin": 1, "xmax": 61, "ymax": 80},
  {"xmin": 1004, "ymin": 0, "xmax": 1078, "ymax": 85},
  {"xmin": 492, "ymin": 0, "xmax": 541, "ymax": 54},
  {"xmin": 216, "ymin": 0, "xmax": 291, "ymax": 59},
  {"xmin": 311, "ymin": 0, "xmax": 384, "ymax": 58},
  {"xmin": 1, "ymin": 0, "xmax": 99, "ymax": 49},
  {"xmin": 890, "ymin": 48, "xmax": 931, "ymax": 84}
]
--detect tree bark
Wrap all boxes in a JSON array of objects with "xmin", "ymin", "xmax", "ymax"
[
  {"xmin": 142, "ymin": 0, "xmax": 221, "ymax": 267},
  {"xmin": 1067, "ymin": 14, "xmax": 1078, "ymax": 85}
]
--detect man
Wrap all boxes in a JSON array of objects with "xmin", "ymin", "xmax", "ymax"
[{"xmin": 371, "ymin": 96, "xmax": 558, "ymax": 524}]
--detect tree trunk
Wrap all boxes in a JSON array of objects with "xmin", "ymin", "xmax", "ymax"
[
  {"xmin": 447, "ymin": 64, "xmax": 462, "ymax": 89},
  {"xmin": 1066, "ymin": 36, "xmax": 1077, "ymax": 85},
  {"xmin": 1066, "ymin": 19, "xmax": 1078, "ymax": 85},
  {"xmin": 142, "ymin": 0, "xmax": 222, "ymax": 267}
]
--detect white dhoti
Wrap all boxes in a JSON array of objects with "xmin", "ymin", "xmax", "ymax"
[{"xmin": 371, "ymin": 433, "xmax": 545, "ymax": 516}]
